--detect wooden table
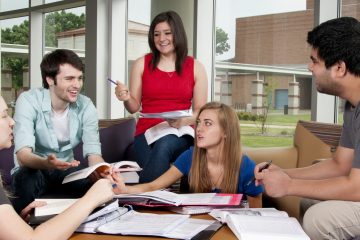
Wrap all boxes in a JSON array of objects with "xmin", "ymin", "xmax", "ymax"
[{"xmin": 69, "ymin": 210, "xmax": 236, "ymax": 240}]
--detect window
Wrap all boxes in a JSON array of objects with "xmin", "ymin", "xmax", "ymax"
[
  {"xmin": 0, "ymin": 0, "xmax": 28, "ymax": 12},
  {"xmin": 44, "ymin": 7, "xmax": 85, "ymax": 54},
  {"xmin": 215, "ymin": 0, "xmax": 313, "ymax": 147},
  {"xmin": 1, "ymin": 17, "xmax": 29, "ymax": 115}
]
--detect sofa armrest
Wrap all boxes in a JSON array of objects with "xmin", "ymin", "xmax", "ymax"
[{"xmin": 243, "ymin": 146, "xmax": 300, "ymax": 219}]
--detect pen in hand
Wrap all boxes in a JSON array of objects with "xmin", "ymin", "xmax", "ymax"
[
  {"xmin": 107, "ymin": 78, "xmax": 118, "ymax": 85},
  {"xmin": 246, "ymin": 160, "xmax": 272, "ymax": 186}
]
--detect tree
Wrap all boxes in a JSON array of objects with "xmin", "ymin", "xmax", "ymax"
[
  {"xmin": 258, "ymin": 79, "xmax": 278, "ymax": 134},
  {"xmin": 45, "ymin": 10, "xmax": 85, "ymax": 47},
  {"xmin": 1, "ymin": 10, "xmax": 85, "ymax": 46},
  {"xmin": 216, "ymin": 27, "xmax": 230, "ymax": 55},
  {"xmin": 1, "ymin": 20, "xmax": 29, "ymax": 45}
]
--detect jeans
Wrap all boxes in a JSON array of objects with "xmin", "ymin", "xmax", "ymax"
[
  {"xmin": 11, "ymin": 166, "xmax": 92, "ymax": 213},
  {"xmin": 134, "ymin": 134, "xmax": 193, "ymax": 183}
]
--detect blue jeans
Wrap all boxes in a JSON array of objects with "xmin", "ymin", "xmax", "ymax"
[
  {"xmin": 134, "ymin": 134, "xmax": 193, "ymax": 183},
  {"xmin": 11, "ymin": 166, "xmax": 92, "ymax": 213}
]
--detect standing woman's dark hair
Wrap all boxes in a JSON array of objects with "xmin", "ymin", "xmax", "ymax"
[{"xmin": 148, "ymin": 11, "xmax": 188, "ymax": 74}]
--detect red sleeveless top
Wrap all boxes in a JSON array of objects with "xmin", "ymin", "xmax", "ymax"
[{"xmin": 135, "ymin": 53, "xmax": 195, "ymax": 136}]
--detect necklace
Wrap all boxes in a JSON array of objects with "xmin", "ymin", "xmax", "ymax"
[{"xmin": 211, "ymin": 169, "xmax": 224, "ymax": 189}]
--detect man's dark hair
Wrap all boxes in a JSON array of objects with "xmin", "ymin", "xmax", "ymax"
[
  {"xmin": 148, "ymin": 11, "xmax": 188, "ymax": 75},
  {"xmin": 40, "ymin": 49, "xmax": 84, "ymax": 89},
  {"xmin": 307, "ymin": 17, "xmax": 360, "ymax": 76}
]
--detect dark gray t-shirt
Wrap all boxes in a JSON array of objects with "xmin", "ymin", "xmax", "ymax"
[
  {"xmin": 339, "ymin": 101, "xmax": 360, "ymax": 168},
  {"xmin": 0, "ymin": 186, "xmax": 11, "ymax": 205}
]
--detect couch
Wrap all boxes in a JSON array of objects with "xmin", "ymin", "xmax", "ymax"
[
  {"xmin": 243, "ymin": 120, "xmax": 342, "ymax": 219},
  {"xmin": 0, "ymin": 117, "xmax": 136, "ymax": 189}
]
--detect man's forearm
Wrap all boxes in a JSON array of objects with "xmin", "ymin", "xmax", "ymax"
[
  {"xmin": 17, "ymin": 151, "xmax": 50, "ymax": 170},
  {"xmin": 284, "ymin": 158, "xmax": 344, "ymax": 180}
]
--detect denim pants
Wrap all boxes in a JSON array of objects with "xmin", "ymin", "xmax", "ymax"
[
  {"xmin": 11, "ymin": 166, "xmax": 92, "ymax": 213},
  {"xmin": 134, "ymin": 134, "xmax": 193, "ymax": 183}
]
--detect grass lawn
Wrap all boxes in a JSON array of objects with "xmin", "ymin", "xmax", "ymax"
[
  {"xmin": 240, "ymin": 126, "xmax": 294, "ymax": 147},
  {"xmin": 239, "ymin": 110, "xmax": 307, "ymax": 147},
  {"xmin": 241, "ymin": 134, "xmax": 293, "ymax": 147}
]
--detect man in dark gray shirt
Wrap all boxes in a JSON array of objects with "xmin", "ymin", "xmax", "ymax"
[{"xmin": 255, "ymin": 17, "xmax": 360, "ymax": 240}]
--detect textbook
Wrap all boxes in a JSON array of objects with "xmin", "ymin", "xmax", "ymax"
[
  {"xmin": 140, "ymin": 110, "xmax": 192, "ymax": 119},
  {"xmin": 115, "ymin": 190, "xmax": 242, "ymax": 207},
  {"xmin": 209, "ymin": 208, "xmax": 310, "ymax": 240},
  {"xmin": 62, "ymin": 161, "xmax": 142, "ymax": 184},
  {"xmin": 144, "ymin": 121, "xmax": 194, "ymax": 145}
]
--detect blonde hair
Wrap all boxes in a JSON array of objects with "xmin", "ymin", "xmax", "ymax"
[{"xmin": 188, "ymin": 102, "xmax": 242, "ymax": 193}]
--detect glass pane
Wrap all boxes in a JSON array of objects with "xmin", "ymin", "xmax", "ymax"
[
  {"xmin": 1, "ymin": 17, "xmax": 29, "ymax": 116},
  {"xmin": 0, "ymin": 0, "xmax": 28, "ymax": 12},
  {"xmin": 44, "ymin": 6, "xmax": 85, "ymax": 55},
  {"xmin": 215, "ymin": 0, "xmax": 313, "ymax": 147},
  {"xmin": 338, "ymin": 0, "xmax": 360, "ymax": 124}
]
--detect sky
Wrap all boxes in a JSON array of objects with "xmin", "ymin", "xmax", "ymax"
[{"xmin": 0, "ymin": 0, "xmax": 305, "ymax": 60}]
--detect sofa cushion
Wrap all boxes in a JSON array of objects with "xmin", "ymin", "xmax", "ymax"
[{"xmin": 73, "ymin": 117, "xmax": 136, "ymax": 164}]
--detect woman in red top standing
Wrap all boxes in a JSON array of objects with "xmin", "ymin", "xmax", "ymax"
[{"xmin": 115, "ymin": 11, "xmax": 207, "ymax": 182}]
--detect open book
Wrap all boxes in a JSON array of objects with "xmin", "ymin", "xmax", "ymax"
[
  {"xmin": 140, "ymin": 110, "xmax": 192, "ymax": 119},
  {"xmin": 209, "ymin": 208, "xmax": 310, "ymax": 240},
  {"xmin": 144, "ymin": 121, "xmax": 194, "ymax": 145},
  {"xmin": 115, "ymin": 190, "xmax": 242, "ymax": 207},
  {"xmin": 62, "ymin": 161, "xmax": 142, "ymax": 184}
]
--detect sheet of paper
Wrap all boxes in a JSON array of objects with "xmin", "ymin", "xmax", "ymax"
[
  {"xmin": 164, "ymin": 218, "xmax": 216, "ymax": 239},
  {"xmin": 179, "ymin": 193, "xmax": 216, "ymax": 205},
  {"xmin": 140, "ymin": 110, "xmax": 192, "ymax": 119},
  {"xmin": 96, "ymin": 211, "xmax": 189, "ymax": 235},
  {"xmin": 77, "ymin": 207, "xmax": 128, "ymax": 233}
]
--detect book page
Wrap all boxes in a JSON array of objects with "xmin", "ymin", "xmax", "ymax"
[
  {"xmin": 119, "ymin": 171, "xmax": 139, "ymax": 183},
  {"xmin": 210, "ymin": 208, "xmax": 288, "ymax": 222},
  {"xmin": 112, "ymin": 161, "xmax": 142, "ymax": 172},
  {"xmin": 227, "ymin": 214, "xmax": 310, "ymax": 240},
  {"xmin": 115, "ymin": 190, "xmax": 184, "ymax": 206},
  {"xmin": 62, "ymin": 162, "xmax": 110, "ymax": 184},
  {"xmin": 144, "ymin": 122, "xmax": 194, "ymax": 145},
  {"xmin": 35, "ymin": 199, "xmax": 78, "ymax": 217}
]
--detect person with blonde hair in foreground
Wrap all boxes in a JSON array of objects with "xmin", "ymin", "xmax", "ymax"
[
  {"xmin": 0, "ymin": 95, "xmax": 114, "ymax": 239},
  {"xmin": 111, "ymin": 102, "xmax": 263, "ymax": 208}
]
